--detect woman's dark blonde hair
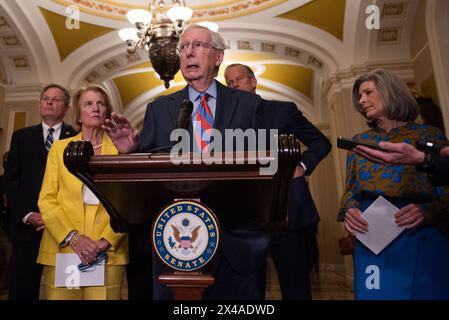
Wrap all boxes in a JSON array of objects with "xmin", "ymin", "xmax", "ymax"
[
  {"xmin": 352, "ymin": 69, "xmax": 419, "ymax": 126},
  {"xmin": 73, "ymin": 85, "xmax": 113, "ymax": 130}
]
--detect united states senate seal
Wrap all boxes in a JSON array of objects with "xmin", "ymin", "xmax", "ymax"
[{"xmin": 152, "ymin": 200, "xmax": 220, "ymax": 271}]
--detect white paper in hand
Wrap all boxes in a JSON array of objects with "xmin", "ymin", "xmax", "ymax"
[
  {"xmin": 356, "ymin": 196, "xmax": 405, "ymax": 255},
  {"xmin": 55, "ymin": 253, "xmax": 105, "ymax": 288}
]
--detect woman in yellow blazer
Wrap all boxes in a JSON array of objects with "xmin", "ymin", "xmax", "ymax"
[{"xmin": 37, "ymin": 85, "xmax": 128, "ymax": 300}]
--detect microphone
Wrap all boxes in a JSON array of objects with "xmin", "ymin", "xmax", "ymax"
[
  {"xmin": 176, "ymin": 100, "xmax": 193, "ymax": 130},
  {"xmin": 416, "ymin": 140, "xmax": 444, "ymax": 154},
  {"xmin": 145, "ymin": 100, "xmax": 193, "ymax": 153}
]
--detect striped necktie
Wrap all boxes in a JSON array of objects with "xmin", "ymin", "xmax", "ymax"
[
  {"xmin": 45, "ymin": 127, "xmax": 54, "ymax": 153},
  {"xmin": 195, "ymin": 93, "xmax": 214, "ymax": 152}
]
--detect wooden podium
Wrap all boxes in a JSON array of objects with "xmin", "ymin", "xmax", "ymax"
[{"xmin": 64, "ymin": 135, "xmax": 300, "ymax": 299}]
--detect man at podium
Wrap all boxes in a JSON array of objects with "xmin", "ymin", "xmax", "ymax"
[{"xmin": 104, "ymin": 24, "xmax": 289, "ymax": 299}]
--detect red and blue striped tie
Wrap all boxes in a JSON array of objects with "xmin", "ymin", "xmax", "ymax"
[{"xmin": 195, "ymin": 93, "xmax": 213, "ymax": 152}]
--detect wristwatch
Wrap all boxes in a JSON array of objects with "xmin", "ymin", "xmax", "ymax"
[{"xmin": 416, "ymin": 152, "xmax": 434, "ymax": 173}]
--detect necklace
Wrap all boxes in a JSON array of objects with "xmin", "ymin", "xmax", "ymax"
[{"xmin": 82, "ymin": 137, "xmax": 102, "ymax": 150}]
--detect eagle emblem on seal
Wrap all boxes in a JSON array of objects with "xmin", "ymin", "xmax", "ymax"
[{"xmin": 170, "ymin": 218, "xmax": 201, "ymax": 255}]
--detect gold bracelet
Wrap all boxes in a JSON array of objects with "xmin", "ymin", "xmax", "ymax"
[{"xmin": 69, "ymin": 232, "xmax": 81, "ymax": 247}]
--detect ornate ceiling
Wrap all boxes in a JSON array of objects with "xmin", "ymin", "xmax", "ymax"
[{"xmin": 0, "ymin": 0, "xmax": 422, "ymax": 126}]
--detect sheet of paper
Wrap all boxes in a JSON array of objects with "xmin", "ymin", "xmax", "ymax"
[
  {"xmin": 356, "ymin": 196, "xmax": 405, "ymax": 255},
  {"xmin": 55, "ymin": 253, "xmax": 105, "ymax": 288}
]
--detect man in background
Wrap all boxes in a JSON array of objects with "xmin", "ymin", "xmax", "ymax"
[
  {"xmin": 225, "ymin": 63, "xmax": 331, "ymax": 299},
  {"xmin": 4, "ymin": 84, "xmax": 77, "ymax": 299}
]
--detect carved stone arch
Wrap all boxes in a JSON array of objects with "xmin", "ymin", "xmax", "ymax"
[{"xmin": 426, "ymin": 0, "xmax": 449, "ymax": 131}]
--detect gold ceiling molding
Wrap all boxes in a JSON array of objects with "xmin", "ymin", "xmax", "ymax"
[
  {"xmin": 11, "ymin": 56, "xmax": 30, "ymax": 70},
  {"xmin": 126, "ymin": 61, "xmax": 152, "ymax": 71},
  {"xmin": 113, "ymin": 71, "xmax": 184, "ymax": 108},
  {"xmin": 190, "ymin": 0, "xmax": 286, "ymax": 22},
  {"xmin": 2, "ymin": 35, "xmax": 22, "ymax": 49},
  {"xmin": 0, "ymin": 16, "xmax": 10, "ymax": 29},
  {"xmin": 382, "ymin": 3, "xmax": 408, "ymax": 18},
  {"xmin": 261, "ymin": 64, "xmax": 313, "ymax": 98},
  {"xmin": 111, "ymin": 50, "xmax": 313, "ymax": 109},
  {"xmin": 39, "ymin": 8, "xmax": 115, "ymax": 61},
  {"xmin": 50, "ymin": 0, "xmax": 287, "ymax": 21},
  {"xmin": 279, "ymin": 0, "xmax": 346, "ymax": 41},
  {"xmin": 378, "ymin": 27, "xmax": 402, "ymax": 45}
]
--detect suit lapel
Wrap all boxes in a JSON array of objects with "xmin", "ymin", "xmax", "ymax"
[
  {"xmin": 59, "ymin": 123, "xmax": 77, "ymax": 139},
  {"xmin": 214, "ymin": 81, "xmax": 237, "ymax": 133}
]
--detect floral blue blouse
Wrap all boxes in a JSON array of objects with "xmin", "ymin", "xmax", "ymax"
[{"xmin": 339, "ymin": 123, "xmax": 449, "ymax": 228}]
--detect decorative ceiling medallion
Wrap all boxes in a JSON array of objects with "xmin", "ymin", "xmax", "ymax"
[
  {"xmin": 238, "ymin": 40, "xmax": 253, "ymax": 50},
  {"xmin": 382, "ymin": 3, "xmax": 407, "ymax": 18},
  {"xmin": 307, "ymin": 56, "xmax": 322, "ymax": 68},
  {"xmin": 85, "ymin": 70, "xmax": 100, "ymax": 83},
  {"xmin": 0, "ymin": 16, "xmax": 10, "ymax": 29},
  {"xmin": 104, "ymin": 59, "xmax": 120, "ymax": 71},
  {"xmin": 192, "ymin": 0, "xmax": 282, "ymax": 21},
  {"xmin": 11, "ymin": 56, "xmax": 29, "ymax": 69},
  {"xmin": 285, "ymin": 47, "xmax": 300, "ymax": 58},
  {"xmin": 2, "ymin": 35, "xmax": 22, "ymax": 48},
  {"xmin": 50, "ymin": 0, "xmax": 287, "ymax": 21},
  {"xmin": 379, "ymin": 27, "xmax": 402, "ymax": 45},
  {"xmin": 261, "ymin": 43, "xmax": 276, "ymax": 53}
]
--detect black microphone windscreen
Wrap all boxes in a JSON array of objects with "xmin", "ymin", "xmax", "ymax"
[{"xmin": 176, "ymin": 100, "xmax": 193, "ymax": 130}]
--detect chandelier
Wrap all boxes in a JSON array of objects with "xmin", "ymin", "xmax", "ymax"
[{"xmin": 118, "ymin": 1, "xmax": 193, "ymax": 88}]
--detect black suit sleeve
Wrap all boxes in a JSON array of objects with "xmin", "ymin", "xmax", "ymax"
[
  {"xmin": 429, "ymin": 156, "xmax": 449, "ymax": 186},
  {"xmin": 4, "ymin": 131, "xmax": 32, "ymax": 223},
  {"xmin": 139, "ymin": 102, "xmax": 157, "ymax": 152},
  {"xmin": 279, "ymin": 102, "xmax": 331, "ymax": 175}
]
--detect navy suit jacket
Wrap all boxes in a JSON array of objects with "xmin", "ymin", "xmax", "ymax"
[
  {"xmin": 260, "ymin": 99, "xmax": 331, "ymax": 230},
  {"xmin": 5, "ymin": 123, "xmax": 77, "ymax": 244},
  {"xmin": 140, "ymin": 80, "xmax": 264, "ymax": 152},
  {"xmin": 140, "ymin": 81, "xmax": 268, "ymax": 275}
]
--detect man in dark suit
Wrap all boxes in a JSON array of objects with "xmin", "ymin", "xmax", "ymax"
[
  {"xmin": 105, "ymin": 25, "xmax": 272, "ymax": 299},
  {"xmin": 224, "ymin": 63, "xmax": 331, "ymax": 299},
  {"xmin": 4, "ymin": 84, "xmax": 77, "ymax": 300}
]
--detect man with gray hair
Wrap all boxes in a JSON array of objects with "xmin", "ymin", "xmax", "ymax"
[{"xmin": 105, "ymin": 24, "xmax": 268, "ymax": 299}]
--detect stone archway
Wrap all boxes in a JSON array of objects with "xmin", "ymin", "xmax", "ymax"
[{"xmin": 426, "ymin": 0, "xmax": 449, "ymax": 132}]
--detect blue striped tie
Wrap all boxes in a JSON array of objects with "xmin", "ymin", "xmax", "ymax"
[{"xmin": 45, "ymin": 127, "xmax": 54, "ymax": 153}]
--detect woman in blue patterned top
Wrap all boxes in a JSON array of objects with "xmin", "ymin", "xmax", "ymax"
[{"xmin": 339, "ymin": 69, "xmax": 449, "ymax": 299}]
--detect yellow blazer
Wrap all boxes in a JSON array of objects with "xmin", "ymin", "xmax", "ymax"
[{"xmin": 37, "ymin": 133, "xmax": 128, "ymax": 266}]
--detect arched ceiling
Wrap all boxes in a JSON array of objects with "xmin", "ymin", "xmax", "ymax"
[{"xmin": 0, "ymin": 0, "xmax": 422, "ymax": 126}]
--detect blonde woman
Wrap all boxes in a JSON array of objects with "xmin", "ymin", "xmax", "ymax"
[{"xmin": 37, "ymin": 85, "xmax": 128, "ymax": 299}]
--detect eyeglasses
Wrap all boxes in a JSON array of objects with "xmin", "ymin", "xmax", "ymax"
[
  {"xmin": 42, "ymin": 96, "xmax": 64, "ymax": 104},
  {"xmin": 177, "ymin": 40, "xmax": 212, "ymax": 55}
]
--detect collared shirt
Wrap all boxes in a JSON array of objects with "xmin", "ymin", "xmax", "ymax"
[
  {"xmin": 42, "ymin": 121, "xmax": 63, "ymax": 143},
  {"xmin": 189, "ymin": 82, "xmax": 217, "ymax": 152}
]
